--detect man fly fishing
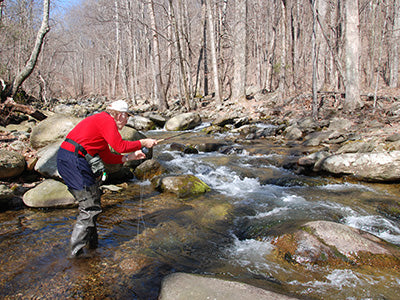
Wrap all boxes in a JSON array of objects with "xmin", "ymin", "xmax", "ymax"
[{"xmin": 57, "ymin": 100, "xmax": 157, "ymax": 258}]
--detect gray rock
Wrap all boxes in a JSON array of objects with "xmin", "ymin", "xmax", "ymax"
[
  {"xmin": 328, "ymin": 117, "xmax": 353, "ymax": 131},
  {"xmin": 159, "ymin": 273, "xmax": 298, "ymax": 300},
  {"xmin": 147, "ymin": 113, "xmax": 167, "ymax": 127},
  {"xmin": 298, "ymin": 151, "xmax": 330, "ymax": 168},
  {"xmin": 336, "ymin": 140, "xmax": 376, "ymax": 154},
  {"xmin": 53, "ymin": 104, "xmax": 76, "ymax": 115},
  {"xmin": 297, "ymin": 116, "xmax": 319, "ymax": 133},
  {"xmin": 320, "ymin": 151, "xmax": 400, "ymax": 181},
  {"xmin": 284, "ymin": 125, "xmax": 302, "ymax": 140},
  {"xmin": 302, "ymin": 131, "xmax": 333, "ymax": 147},
  {"xmin": 22, "ymin": 179, "xmax": 76, "ymax": 208},
  {"xmin": 34, "ymin": 141, "xmax": 62, "ymax": 178},
  {"xmin": 0, "ymin": 150, "xmax": 25, "ymax": 179},
  {"xmin": 30, "ymin": 114, "xmax": 81, "ymax": 149},
  {"xmin": 212, "ymin": 115, "xmax": 236, "ymax": 127},
  {"xmin": 127, "ymin": 115, "xmax": 155, "ymax": 131},
  {"xmin": 164, "ymin": 112, "xmax": 201, "ymax": 131}
]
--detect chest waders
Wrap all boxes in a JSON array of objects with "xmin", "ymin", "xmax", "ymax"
[
  {"xmin": 63, "ymin": 139, "xmax": 104, "ymax": 257},
  {"xmin": 69, "ymin": 184, "xmax": 102, "ymax": 257}
]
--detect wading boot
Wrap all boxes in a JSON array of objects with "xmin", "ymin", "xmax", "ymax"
[{"xmin": 69, "ymin": 184, "xmax": 102, "ymax": 258}]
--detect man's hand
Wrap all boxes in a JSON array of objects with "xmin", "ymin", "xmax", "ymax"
[
  {"xmin": 140, "ymin": 138, "xmax": 158, "ymax": 148},
  {"xmin": 123, "ymin": 150, "xmax": 146, "ymax": 162}
]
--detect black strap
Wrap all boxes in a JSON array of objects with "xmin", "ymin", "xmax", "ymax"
[{"xmin": 65, "ymin": 138, "xmax": 88, "ymax": 157}]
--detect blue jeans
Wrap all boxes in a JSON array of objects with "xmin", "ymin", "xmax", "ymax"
[{"xmin": 57, "ymin": 147, "xmax": 96, "ymax": 190}]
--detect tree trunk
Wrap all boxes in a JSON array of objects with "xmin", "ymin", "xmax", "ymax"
[
  {"xmin": 311, "ymin": 0, "xmax": 318, "ymax": 120},
  {"xmin": 206, "ymin": 0, "xmax": 222, "ymax": 104},
  {"xmin": 112, "ymin": 0, "xmax": 121, "ymax": 98},
  {"xmin": 148, "ymin": 0, "xmax": 168, "ymax": 111},
  {"xmin": 278, "ymin": 0, "xmax": 287, "ymax": 96},
  {"xmin": 373, "ymin": 2, "xmax": 389, "ymax": 110},
  {"xmin": 203, "ymin": 1, "xmax": 209, "ymax": 97},
  {"xmin": 344, "ymin": 0, "xmax": 362, "ymax": 111},
  {"xmin": 11, "ymin": 0, "xmax": 50, "ymax": 98},
  {"xmin": 169, "ymin": 0, "xmax": 191, "ymax": 110},
  {"xmin": 389, "ymin": 0, "xmax": 399, "ymax": 87},
  {"xmin": 232, "ymin": 0, "xmax": 247, "ymax": 102},
  {"xmin": 194, "ymin": 0, "xmax": 207, "ymax": 98}
]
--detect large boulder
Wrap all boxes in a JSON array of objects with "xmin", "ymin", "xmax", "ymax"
[
  {"xmin": 159, "ymin": 273, "xmax": 298, "ymax": 300},
  {"xmin": 0, "ymin": 150, "xmax": 25, "ymax": 179},
  {"xmin": 164, "ymin": 112, "xmax": 201, "ymax": 131},
  {"xmin": 319, "ymin": 151, "xmax": 400, "ymax": 181},
  {"xmin": 30, "ymin": 114, "xmax": 81, "ymax": 149},
  {"xmin": 22, "ymin": 179, "xmax": 76, "ymax": 208},
  {"xmin": 272, "ymin": 220, "xmax": 400, "ymax": 268}
]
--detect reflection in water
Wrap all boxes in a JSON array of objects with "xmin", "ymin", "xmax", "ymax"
[{"xmin": 0, "ymin": 131, "xmax": 400, "ymax": 299}]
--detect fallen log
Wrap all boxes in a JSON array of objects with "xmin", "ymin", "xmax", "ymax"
[{"xmin": 0, "ymin": 98, "xmax": 47, "ymax": 126}]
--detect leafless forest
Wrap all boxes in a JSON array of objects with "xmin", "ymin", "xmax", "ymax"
[{"xmin": 1, "ymin": 0, "xmax": 399, "ymax": 113}]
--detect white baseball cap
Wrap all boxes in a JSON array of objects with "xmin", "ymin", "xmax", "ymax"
[{"xmin": 107, "ymin": 100, "xmax": 130, "ymax": 113}]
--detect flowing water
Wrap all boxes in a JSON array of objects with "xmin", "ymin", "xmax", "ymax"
[{"xmin": 1, "ymin": 126, "xmax": 400, "ymax": 299}]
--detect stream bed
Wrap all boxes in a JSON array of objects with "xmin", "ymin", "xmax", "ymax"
[{"xmin": 1, "ymin": 128, "xmax": 400, "ymax": 299}]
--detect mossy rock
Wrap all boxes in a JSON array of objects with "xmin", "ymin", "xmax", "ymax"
[{"xmin": 152, "ymin": 174, "xmax": 210, "ymax": 198}]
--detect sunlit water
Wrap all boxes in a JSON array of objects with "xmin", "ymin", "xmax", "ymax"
[{"xmin": 0, "ymin": 128, "xmax": 399, "ymax": 299}]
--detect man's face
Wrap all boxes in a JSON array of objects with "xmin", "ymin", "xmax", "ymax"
[{"xmin": 115, "ymin": 112, "xmax": 128, "ymax": 129}]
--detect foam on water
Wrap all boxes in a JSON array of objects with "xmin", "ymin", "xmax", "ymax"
[
  {"xmin": 248, "ymin": 207, "xmax": 290, "ymax": 219},
  {"xmin": 293, "ymin": 269, "xmax": 369, "ymax": 290},
  {"xmin": 225, "ymin": 236, "xmax": 275, "ymax": 268},
  {"xmin": 320, "ymin": 182, "xmax": 376, "ymax": 192},
  {"xmin": 344, "ymin": 215, "xmax": 400, "ymax": 245}
]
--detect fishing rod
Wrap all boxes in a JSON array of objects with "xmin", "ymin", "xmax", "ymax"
[
  {"xmin": 156, "ymin": 131, "xmax": 191, "ymax": 143},
  {"xmin": 141, "ymin": 131, "xmax": 191, "ymax": 154}
]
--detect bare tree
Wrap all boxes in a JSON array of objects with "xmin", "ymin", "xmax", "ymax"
[
  {"xmin": 148, "ymin": 0, "xmax": 168, "ymax": 111},
  {"xmin": 168, "ymin": 0, "xmax": 191, "ymax": 110},
  {"xmin": 11, "ymin": 0, "xmax": 50, "ymax": 98},
  {"xmin": 232, "ymin": 0, "xmax": 247, "ymax": 102},
  {"xmin": 311, "ymin": 0, "xmax": 318, "ymax": 120},
  {"xmin": 344, "ymin": 0, "xmax": 362, "ymax": 111},
  {"xmin": 206, "ymin": 0, "xmax": 222, "ymax": 104},
  {"xmin": 276, "ymin": 0, "xmax": 288, "ymax": 98},
  {"xmin": 389, "ymin": 0, "xmax": 399, "ymax": 87}
]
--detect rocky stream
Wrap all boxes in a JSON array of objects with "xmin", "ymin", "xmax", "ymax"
[{"xmin": 1, "ymin": 96, "xmax": 400, "ymax": 299}]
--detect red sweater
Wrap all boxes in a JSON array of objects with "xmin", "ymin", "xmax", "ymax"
[{"xmin": 60, "ymin": 112, "xmax": 141, "ymax": 164}]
